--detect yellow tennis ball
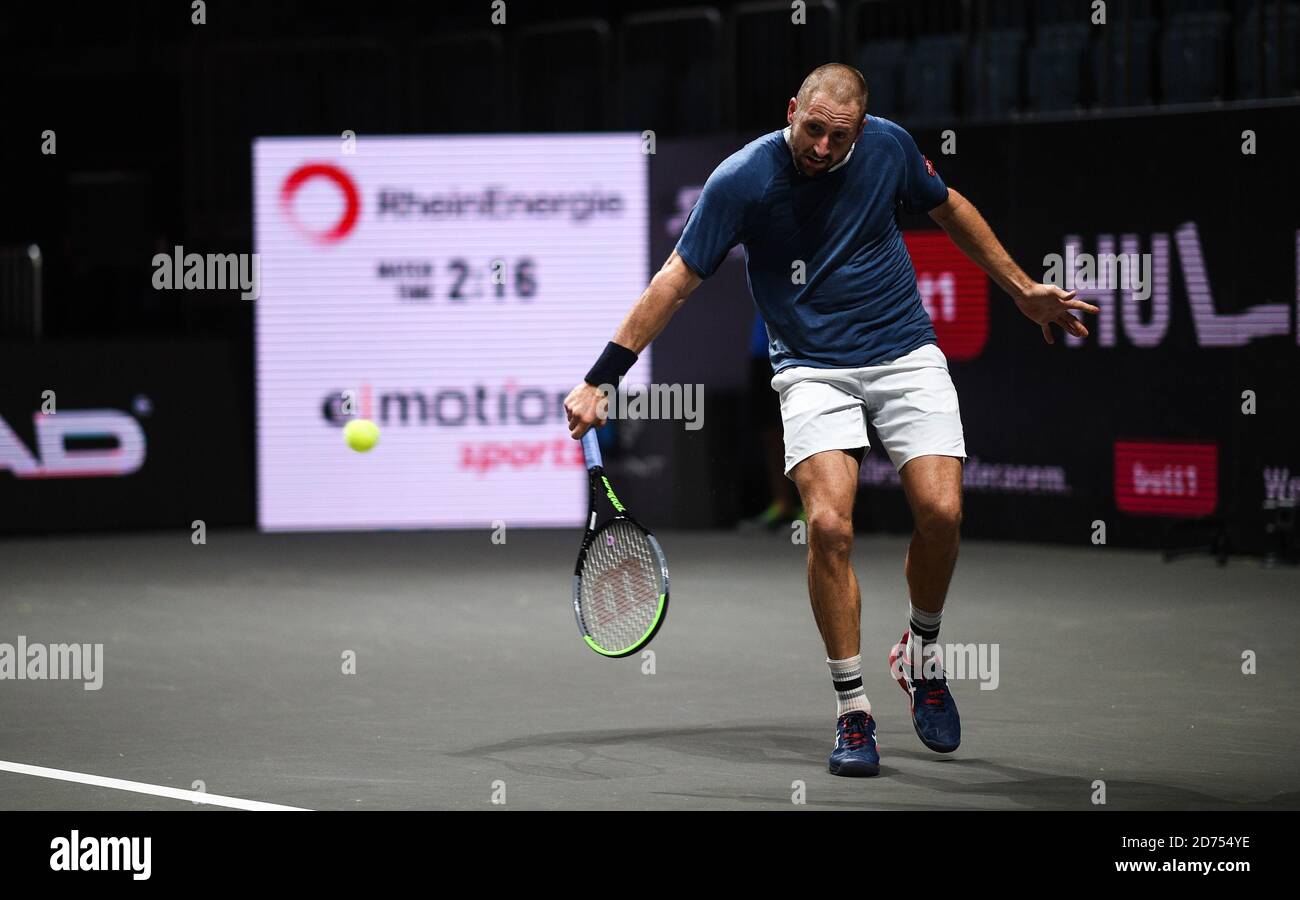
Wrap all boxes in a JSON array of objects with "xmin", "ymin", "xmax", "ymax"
[{"xmin": 343, "ymin": 418, "xmax": 380, "ymax": 452}]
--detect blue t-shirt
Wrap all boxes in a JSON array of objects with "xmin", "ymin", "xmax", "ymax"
[
  {"xmin": 749, "ymin": 313, "xmax": 769, "ymax": 359},
  {"xmin": 675, "ymin": 116, "xmax": 949, "ymax": 373}
]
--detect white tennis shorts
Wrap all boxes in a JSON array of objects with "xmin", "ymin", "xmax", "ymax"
[{"xmin": 770, "ymin": 342, "xmax": 967, "ymax": 477}]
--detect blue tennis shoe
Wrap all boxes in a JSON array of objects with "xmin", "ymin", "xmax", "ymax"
[
  {"xmin": 828, "ymin": 711, "xmax": 880, "ymax": 777},
  {"xmin": 889, "ymin": 630, "xmax": 961, "ymax": 753}
]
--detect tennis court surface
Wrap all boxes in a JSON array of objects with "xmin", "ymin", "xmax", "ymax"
[{"xmin": 3, "ymin": 529, "xmax": 1296, "ymax": 811}]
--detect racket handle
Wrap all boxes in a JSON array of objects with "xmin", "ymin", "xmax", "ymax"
[{"xmin": 581, "ymin": 428, "xmax": 603, "ymax": 470}]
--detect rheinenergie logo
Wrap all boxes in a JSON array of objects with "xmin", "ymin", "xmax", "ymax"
[{"xmin": 376, "ymin": 186, "xmax": 624, "ymax": 221}]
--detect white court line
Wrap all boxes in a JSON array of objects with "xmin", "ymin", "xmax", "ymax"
[{"xmin": 0, "ymin": 760, "xmax": 311, "ymax": 811}]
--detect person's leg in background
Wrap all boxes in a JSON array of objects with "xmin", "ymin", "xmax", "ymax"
[
  {"xmin": 758, "ymin": 357, "xmax": 801, "ymax": 523},
  {"xmin": 741, "ymin": 314, "xmax": 801, "ymax": 530},
  {"xmin": 741, "ymin": 358, "xmax": 801, "ymax": 530}
]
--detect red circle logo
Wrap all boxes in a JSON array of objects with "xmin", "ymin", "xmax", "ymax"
[{"xmin": 280, "ymin": 163, "xmax": 360, "ymax": 243}]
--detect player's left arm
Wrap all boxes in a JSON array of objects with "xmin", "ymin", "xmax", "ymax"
[{"xmin": 927, "ymin": 189, "xmax": 1099, "ymax": 344}]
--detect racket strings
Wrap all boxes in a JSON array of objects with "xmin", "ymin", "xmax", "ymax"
[{"xmin": 579, "ymin": 520, "xmax": 664, "ymax": 653}]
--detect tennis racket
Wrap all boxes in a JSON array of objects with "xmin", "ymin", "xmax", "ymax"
[{"xmin": 572, "ymin": 428, "xmax": 669, "ymax": 657}]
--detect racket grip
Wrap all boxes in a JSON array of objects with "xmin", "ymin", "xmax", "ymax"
[{"xmin": 581, "ymin": 428, "xmax": 603, "ymax": 470}]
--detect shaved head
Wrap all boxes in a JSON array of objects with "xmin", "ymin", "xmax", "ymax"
[
  {"xmin": 786, "ymin": 63, "xmax": 868, "ymax": 176},
  {"xmin": 796, "ymin": 63, "xmax": 868, "ymax": 119}
]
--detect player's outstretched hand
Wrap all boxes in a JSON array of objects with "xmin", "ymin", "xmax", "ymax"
[
  {"xmin": 1014, "ymin": 284, "xmax": 1100, "ymax": 344},
  {"xmin": 564, "ymin": 382, "xmax": 609, "ymax": 439}
]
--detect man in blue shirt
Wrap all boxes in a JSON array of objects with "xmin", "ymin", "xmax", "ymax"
[{"xmin": 566, "ymin": 63, "xmax": 1097, "ymax": 777}]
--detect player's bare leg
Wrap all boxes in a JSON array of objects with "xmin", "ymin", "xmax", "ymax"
[
  {"xmin": 792, "ymin": 447, "xmax": 879, "ymax": 775},
  {"xmin": 790, "ymin": 449, "xmax": 863, "ymax": 660},
  {"xmin": 899, "ymin": 454, "xmax": 963, "ymax": 614},
  {"xmin": 891, "ymin": 453, "xmax": 964, "ymax": 753}
]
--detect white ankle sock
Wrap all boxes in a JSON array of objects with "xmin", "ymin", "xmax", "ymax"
[{"xmin": 827, "ymin": 654, "xmax": 871, "ymax": 717}]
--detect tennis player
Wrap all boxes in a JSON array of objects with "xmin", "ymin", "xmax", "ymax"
[{"xmin": 564, "ymin": 63, "xmax": 1097, "ymax": 777}]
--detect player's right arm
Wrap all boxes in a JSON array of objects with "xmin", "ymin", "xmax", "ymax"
[
  {"xmin": 565, "ymin": 251, "xmax": 701, "ymax": 439},
  {"xmin": 611, "ymin": 250, "xmax": 703, "ymax": 355},
  {"xmin": 567, "ymin": 152, "xmax": 754, "ymax": 439}
]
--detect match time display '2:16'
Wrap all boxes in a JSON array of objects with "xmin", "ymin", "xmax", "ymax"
[{"xmin": 376, "ymin": 257, "xmax": 538, "ymax": 302}]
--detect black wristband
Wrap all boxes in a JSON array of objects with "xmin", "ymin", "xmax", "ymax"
[{"xmin": 585, "ymin": 341, "xmax": 639, "ymax": 388}]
